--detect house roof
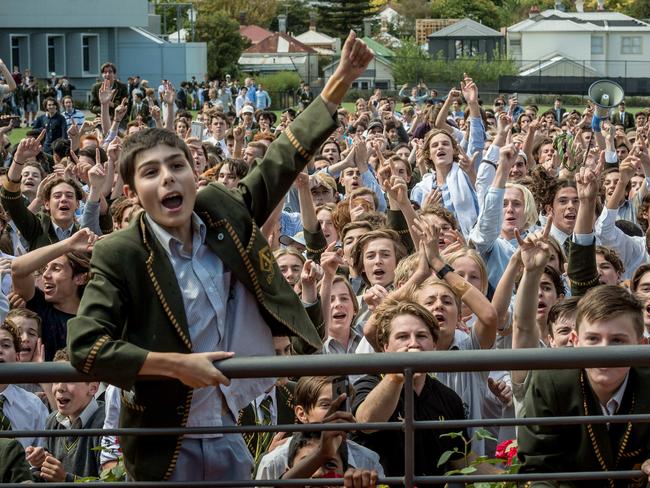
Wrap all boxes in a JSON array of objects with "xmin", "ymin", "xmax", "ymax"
[
  {"xmin": 244, "ymin": 33, "xmax": 317, "ymax": 54},
  {"xmin": 294, "ymin": 29, "xmax": 336, "ymax": 45},
  {"xmin": 361, "ymin": 37, "xmax": 396, "ymax": 57},
  {"xmin": 508, "ymin": 9, "xmax": 650, "ymax": 33},
  {"xmin": 429, "ymin": 17, "xmax": 503, "ymax": 38},
  {"xmin": 518, "ymin": 54, "xmax": 600, "ymax": 76},
  {"xmin": 239, "ymin": 25, "xmax": 274, "ymax": 44}
]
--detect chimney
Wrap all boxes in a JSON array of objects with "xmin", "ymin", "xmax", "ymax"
[
  {"xmin": 575, "ymin": 0, "xmax": 584, "ymax": 12},
  {"xmin": 529, "ymin": 5, "xmax": 540, "ymax": 17},
  {"xmin": 278, "ymin": 14, "xmax": 287, "ymax": 33},
  {"xmin": 309, "ymin": 13, "xmax": 316, "ymax": 31},
  {"xmin": 597, "ymin": 0, "xmax": 605, "ymax": 10},
  {"xmin": 363, "ymin": 18, "xmax": 372, "ymax": 38},
  {"xmin": 380, "ymin": 18, "xmax": 388, "ymax": 33},
  {"xmin": 554, "ymin": 0, "xmax": 564, "ymax": 11},
  {"xmin": 239, "ymin": 11, "xmax": 247, "ymax": 26}
]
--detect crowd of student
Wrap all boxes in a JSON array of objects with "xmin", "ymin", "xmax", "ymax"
[{"xmin": 0, "ymin": 32, "xmax": 650, "ymax": 486}]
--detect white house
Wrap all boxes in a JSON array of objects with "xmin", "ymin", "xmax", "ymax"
[{"xmin": 507, "ymin": 9, "xmax": 650, "ymax": 77}]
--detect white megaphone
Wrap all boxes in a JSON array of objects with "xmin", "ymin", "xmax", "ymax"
[{"xmin": 587, "ymin": 79, "xmax": 624, "ymax": 119}]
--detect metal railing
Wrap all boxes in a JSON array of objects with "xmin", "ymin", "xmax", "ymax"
[{"xmin": 2, "ymin": 346, "xmax": 650, "ymax": 487}]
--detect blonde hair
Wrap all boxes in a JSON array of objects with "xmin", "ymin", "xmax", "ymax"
[
  {"xmin": 505, "ymin": 183, "xmax": 538, "ymax": 231},
  {"xmin": 445, "ymin": 248, "xmax": 488, "ymax": 294}
]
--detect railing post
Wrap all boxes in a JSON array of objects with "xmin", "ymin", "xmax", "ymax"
[{"xmin": 403, "ymin": 368, "xmax": 414, "ymax": 488}]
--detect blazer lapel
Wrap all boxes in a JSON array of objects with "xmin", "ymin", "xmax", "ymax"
[
  {"xmin": 276, "ymin": 383, "xmax": 297, "ymax": 426},
  {"xmin": 138, "ymin": 214, "xmax": 192, "ymax": 351},
  {"xmin": 582, "ymin": 372, "xmax": 616, "ymax": 469}
]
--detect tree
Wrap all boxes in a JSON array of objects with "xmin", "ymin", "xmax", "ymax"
[
  {"xmin": 430, "ymin": 0, "xmax": 501, "ymax": 30},
  {"xmin": 315, "ymin": 0, "xmax": 378, "ymax": 38},
  {"xmin": 392, "ymin": 38, "xmax": 435, "ymax": 85},
  {"xmin": 268, "ymin": 0, "xmax": 315, "ymax": 33},
  {"xmin": 196, "ymin": 0, "xmax": 279, "ymax": 27},
  {"xmin": 195, "ymin": 7, "xmax": 250, "ymax": 80}
]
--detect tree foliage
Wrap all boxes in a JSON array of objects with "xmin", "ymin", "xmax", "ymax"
[
  {"xmin": 315, "ymin": 0, "xmax": 378, "ymax": 38},
  {"xmin": 195, "ymin": 7, "xmax": 250, "ymax": 80},
  {"xmin": 392, "ymin": 38, "xmax": 517, "ymax": 84},
  {"xmin": 196, "ymin": 0, "xmax": 278, "ymax": 28},
  {"xmin": 268, "ymin": 0, "xmax": 316, "ymax": 33},
  {"xmin": 430, "ymin": 0, "xmax": 501, "ymax": 30}
]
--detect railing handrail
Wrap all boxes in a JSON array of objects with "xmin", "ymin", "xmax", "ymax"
[{"xmin": 4, "ymin": 346, "xmax": 650, "ymax": 384}]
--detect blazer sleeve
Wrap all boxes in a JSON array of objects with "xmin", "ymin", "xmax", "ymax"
[
  {"xmin": 0, "ymin": 439, "xmax": 32, "ymax": 483},
  {"xmin": 292, "ymin": 299, "xmax": 324, "ymax": 355},
  {"xmin": 236, "ymin": 98, "xmax": 337, "ymax": 227},
  {"xmin": 567, "ymin": 237, "xmax": 599, "ymax": 297},
  {"xmin": 386, "ymin": 209, "xmax": 414, "ymax": 255},
  {"xmin": 67, "ymin": 237, "xmax": 149, "ymax": 389},
  {"xmin": 517, "ymin": 371, "xmax": 566, "ymax": 486},
  {"xmin": 0, "ymin": 186, "xmax": 43, "ymax": 244}
]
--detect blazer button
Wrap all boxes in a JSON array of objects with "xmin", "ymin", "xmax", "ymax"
[
  {"xmin": 176, "ymin": 406, "xmax": 184, "ymax": 416},
  {"xmin": 217, "ymin": 233, "xmax": 224, "ymax": 241}
]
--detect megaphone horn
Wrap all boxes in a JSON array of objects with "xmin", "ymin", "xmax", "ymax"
[{"xmin": 587, "ymin": 80, "xmax": 625, "ymax": 119}]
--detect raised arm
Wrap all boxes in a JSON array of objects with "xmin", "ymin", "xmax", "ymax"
[
  {"xmin": 0, "ymin": 58, "xmax": 16, "ymax": 92},
  {"xmin": 422, "ymin": 220, "xmax": 498, "ymax": 349},
  {"xmin": 434, "ymin": 88, "xmax": 460, "ymax": 132},
  {"xmin": 512, "ymin": 219, "xmax": 553, "ymax": 383},
  {"xmin": 11, "ymin": 229, "xmax": 97, "ymax": 302},
  {"xmin": 1, "ymin": 132, "xmax": 46, "ymax": 242},
  {"xmin": 233, "ymin": 31, "xmax": 374, "ymax": 227}
]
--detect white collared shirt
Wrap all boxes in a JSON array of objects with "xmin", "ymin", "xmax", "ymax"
[
  {"xmin": 52, "ymin": 221, "xmax": 74, "ymax": 241},
  {"xmin": 55, "ymin": 397, "xmax": 100, "ymax": 429},
  {"xmin": 0, "ymin": 384, "xmax": 48, "ymax": 448},
  {"xmin": 146, "ymin": 212, "xmax": 274, "ymax": 436},
  {"xmin": 254, "ymin": 386, "xmax": 278, "ymax": 427},
  {"xmin": 600, "ymin": 373, "xmax": 629, "ymax": 416}
]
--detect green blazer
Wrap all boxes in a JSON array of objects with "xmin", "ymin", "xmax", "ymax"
[
  {"xmin": 518, "ymin": 368, "xmax": 650, "ymax": 488},
  {"xmin": 67, "ymin": 97, "xmax": 337, "ymax": 481},
  {"xmin": 238, "ymin": 381, "xmax": 297, "ymax": 463},
  {"xmin": 0, "ymin": 190, "xmax": 80, "ymax": 251},
  {"xmin": 0, "ymin": 439, "xmax": 32, "ymax": 483}
]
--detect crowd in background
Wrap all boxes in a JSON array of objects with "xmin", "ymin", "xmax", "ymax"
[{"xmin": 1, "ymin": 48, "xmax": 650, "ymax": 486}]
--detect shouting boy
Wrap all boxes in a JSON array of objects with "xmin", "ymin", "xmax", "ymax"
[{"xmin": 67, "ymin": 32, "xmax": 374, "ymax": 482}]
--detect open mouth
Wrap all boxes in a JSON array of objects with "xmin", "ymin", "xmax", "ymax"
[
  {"xmin": 162, "ymin": 193, "xmax": 183, "ymax": 210},
  {"xmin": 332, "ymin": 311, "xmax": 347, "ymax": 321},
  {"xmin": 372, "ymin": 269, "xmax": 385, "ymax": 279},
  {"xmin": 564, "ymin": 214, "xmax": 576, "ymax": 222},
  {"xmin": 56, "ymin": 397, "xmax": 71, "ymax": 408},
  {"xmin": 58, "ymin": 204, "xmax": 70, "ymax": 212}
]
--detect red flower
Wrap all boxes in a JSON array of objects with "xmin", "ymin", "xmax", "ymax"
[{"xmin": 495, "ymin": 439, "xmax": 518, "ymax": 466}]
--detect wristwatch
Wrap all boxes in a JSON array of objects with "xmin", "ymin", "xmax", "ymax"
[{"xmin": 435, "ymin": 264, "xmax": 454, "ymax": 280}]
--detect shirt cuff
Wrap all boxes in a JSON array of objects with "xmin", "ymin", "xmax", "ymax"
[{"xmin": 572, "ymin": 233, "xmax": 595, "ymax": 245}]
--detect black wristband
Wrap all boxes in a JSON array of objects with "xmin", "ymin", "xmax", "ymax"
[{"xmin": 435, "ymin": 264, "xmax": 455, "ymax": 280}]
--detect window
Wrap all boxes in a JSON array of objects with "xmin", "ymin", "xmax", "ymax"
[
  {"xmin": 48, "ymin": 37, "xmax": 56, "ymax": 73},
  {"xmin": 621, "ymin": 36, "xmax": 641, "ymax": 54},
  {"xmin": 11, "ymin": 37, "xmax": 21, "ymax": 69},
  {"xmin": 591, "ymin": 36, "xmax": 604, "ymax": 55},
  {"xmin": 82, "ymin": 37, "xmax": 90, "ymax": 72},
  {"xmin": 46, "ymin": 35, "xmax": 65, "ymax": 75},
  {"xmin": 80, "ymin": 35, "xmax": 99, "ymax": 75},
  {"xmin": 455, "ymin": 39, "xmax": 479, "ymax": 58}
]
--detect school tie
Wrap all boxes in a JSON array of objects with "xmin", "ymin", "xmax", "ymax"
[
  {"xmin": 0, "ymin": 395, "xmax": 11, "ymax": 431},
  {"xmin": 254, "ymin": 395, "xmax": 274, "ymax": 466},
  {"xmin": 260, "ymin": 395, "xmax": 273, "ymax": 426}
]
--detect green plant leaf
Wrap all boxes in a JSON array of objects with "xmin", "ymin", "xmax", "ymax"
[
  {"xmin": 474, "ymin": 427, "xmax": 498, "ymax": 442},
  {"xmin": 459, "ymin": 466, "xmax": 477, "ymax": 474},
  {"xmin": 439, "ymin": 431, "xmax": 463, "ymax": 439},
  {"xmin": 437, "ymin": 450, "xmax": 455, "ymax": 467}
]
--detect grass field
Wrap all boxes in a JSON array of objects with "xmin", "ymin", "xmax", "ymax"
[{"xmin": 7, "ymin": 103, "xmax": 643, "ymax": 147}]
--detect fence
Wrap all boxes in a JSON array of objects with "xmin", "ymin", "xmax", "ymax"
[{"xmin": 2, "ymin": 346, "xmax": 650, "ymax": 487}]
